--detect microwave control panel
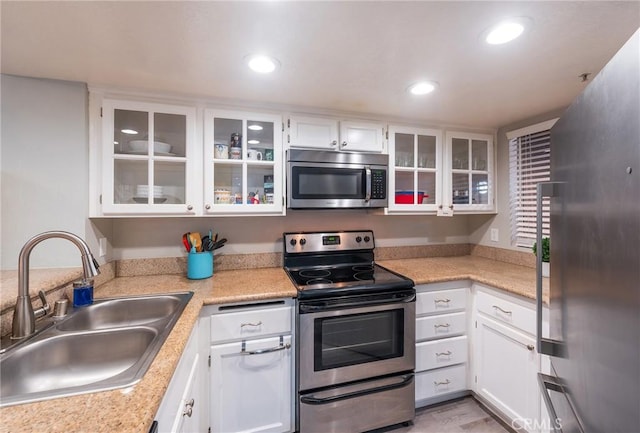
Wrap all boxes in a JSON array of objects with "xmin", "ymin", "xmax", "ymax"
[{"xmin": 371, "ymin": 169, "xmax": 387, "ymax": 199}]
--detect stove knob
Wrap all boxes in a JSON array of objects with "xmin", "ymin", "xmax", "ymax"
[
  {"xmin": 364, "ymin": 236, "xmax": 371, "ymax": 243},
  {"xmin": 300, "ymin": 238, "xmax": 307, "ymax": 246},
  {"xmin": 289, "ymin": 239, "xmax": 297, "ymax": 246},
  {"xmin": 355, "ymin": 236, "xmax": 362, "ymax": 243}
]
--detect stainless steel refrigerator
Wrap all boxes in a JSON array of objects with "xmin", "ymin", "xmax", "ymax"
[{"xmin": 536, "ymin": 29, "xmax": 640, "ymax": 433}]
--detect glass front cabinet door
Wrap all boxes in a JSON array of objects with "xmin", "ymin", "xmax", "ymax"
[
  {"xmin": 204, "ymin": 109, "xmax": 284, "ymax": 215},
  {"xmin": 100, "ymin": 99, "xmax": 198, "ymax": 215},
  {"xmin": 388, "ymin": 126, "xmax": 441, "ymax": 212},
  {"xmin": 444, "ymin": 132, "xmax": 494, "ymax": 213}
]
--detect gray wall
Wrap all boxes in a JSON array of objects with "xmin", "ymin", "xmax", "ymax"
[{"xmin": 1, "ymin": 75, "xmax": 98, "ymax": 269}]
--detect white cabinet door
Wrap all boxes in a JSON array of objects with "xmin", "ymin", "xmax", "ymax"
[
  {"xmin": 210, "ymin": 335, "xmax": 292, "ymax": 433},
  {"xmin": 288, "ymin": 116, "xmax": 339, "ymax": 150},
  {"xmin": 476, "ymin": 315, "xmax": 539, "ymax": 432},
  {"xmin": 443, "ymin": 131, "xmax": 495, "ymax": 214},
  {"xmin": 387, "ymin": 125, "xmax": 442, "ymax": 212},
  {"xmin": 339, "ymin": 120, "xmax": 385, "ymax": 153},
  {"xmin": 203, "ymin": 109, "xmax": 284, "ymax": 215},
  {"xmin": 100, "ymin": 98, "xmax": 199, "ymax": 216},
  {"xmin": 288, "ymin": 116, "xmax": 385, "ymax": 153},
  {"xmin": 155, "ymin": 325, "xmax": 201, "ymax": 433}
]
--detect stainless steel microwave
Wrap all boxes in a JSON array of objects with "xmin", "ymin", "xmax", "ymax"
[{"xmin": 287, "ymin": 149, "xmax": 388, "ymax": 209}]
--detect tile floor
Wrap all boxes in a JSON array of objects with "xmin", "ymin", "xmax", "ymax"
[{"xmin": 375, "ymin": 396, "xmax": 512, "ymax": 433}]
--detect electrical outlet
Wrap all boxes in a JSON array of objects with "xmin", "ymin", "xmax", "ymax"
[
  {"xmin": 490, "ymin": 228, "xmax": 499, "ymax": 242},
  {"xmin": 99, "ymin": 237, "xmax": 107, "ymax": 257}
]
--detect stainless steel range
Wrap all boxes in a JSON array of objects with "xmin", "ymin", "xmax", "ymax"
[{"xmin": 283, "ymin": 230, "xmax": 416, "ymax": 433}]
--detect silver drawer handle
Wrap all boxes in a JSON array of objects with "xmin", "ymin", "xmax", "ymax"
[
  {"xmin": 435, "ymin": 350, "xmax": 452, "ymax": 357},
  {"xmin": 434, "ymin": 323, "xmax": 451, "ymax": 329},
  {"xmin": 434, "ymin": 298, "xmax": 451, "ymax": 303},
  {"xmin": 182, "ymin": 398, "xmax": 195, "ymax": 417},
  {"xmin": 241, "ymin": 336, "xmax": 291, "ymax": 355},
  {"xmin": 240, "ymin": 321, "xmax": 263, "ymax": 328},
  {"xmin": 434, "ymin": 379, "xmax": 451, "ymax": 386},
  {"xmin": 492, "ymin": 305, "xmax": 512, "ymax": 315}
]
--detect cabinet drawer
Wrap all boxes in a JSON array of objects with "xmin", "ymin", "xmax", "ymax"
[
  {"xmin": 416, "ymin": 288, "xmax": 467, "ymax": 315},
  {"xmin": 476, "ymin": 290, "xmax": 536, "ymax": 335},
  {"xmin": 416, "ymin": 312, "xmax": 466, "ymax": 341},
  {"xmin": 416, "ymin": 336, "xmax": 468, "ymax": 372},
  {"xmin": 210, "ymin": 306, "xmax": 292, "ymax": 343},
  {"xmin": 415, "ymin": 364, "xmax": 467, "ymax": 401}
]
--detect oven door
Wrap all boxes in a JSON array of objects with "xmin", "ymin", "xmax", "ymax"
[
  {"xmin": 298, "ymin": 291, "xmax": 415, "ymax": 391},
  {"xmin": 287, "ymin": 162, "xmax": 387, "ymax": 208}
]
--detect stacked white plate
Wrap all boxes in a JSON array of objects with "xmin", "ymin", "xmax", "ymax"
[{"xmin": 135, "ymin": 185, "xmax": 164, "ymax": 198}]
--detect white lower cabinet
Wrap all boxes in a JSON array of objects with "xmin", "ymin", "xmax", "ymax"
[
  {"xmin": 155, "ymin": 324, "xmax": 201, "ymax": 433},
  {"xmin": 415, "ymin": 282, "xmax": 470, "ymax": 408},
  {"xmin": 473, "ymin": 284, "xmax": 548, "ymax": 433},
  {"xmin": 205, "ymin": 299, "xmax": 294, "ymax": 433}
]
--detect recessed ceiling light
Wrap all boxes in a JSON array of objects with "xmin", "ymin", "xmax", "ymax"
[
  {"xmin": 408, "ymin": 81, "xmax": 438, "ymax": 96},
  {"xmin": 121, "ymin": 129, "xmax": 138, "ymax": 135},
  {"xmin": 246, "ymin": 54, "xmax": 279, "ymax": 74},
  {"xmin": 248, "ymin": 139, "xmax": 260, "ymax": 145},
  {"xmin": 485, "ymin": 18, "xmax": 530, "ymax": 45},
  {"xmin": 248, "ymin": 124, "xmax": 263, "ymax": 131}
]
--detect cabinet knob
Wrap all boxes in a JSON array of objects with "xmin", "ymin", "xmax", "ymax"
[
  {"xmin": 527, "ymin": 344, "xmax": 535, "ymax": 351},
  {"xmin": 187, "ymin": 205, "xmax": 193, "ymax": 211},
  {"xmin": 331, "ymin": 140, "xmax": 337, "ymax": 147},
  {"xmin": 341, "ymin": 141, "xmax": 347, "ymax": 147},
  {"xmin": 205, "ymin": 204, "xmax": 211, "ymax": 210},
  {"xmin": 449, "ymin": 204, "xmax": 454, "ymax": 210}
]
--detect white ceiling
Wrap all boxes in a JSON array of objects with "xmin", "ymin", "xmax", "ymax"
[{"xmin": 2, "ymin": 1, "xmax": 639, "ymax": 129}]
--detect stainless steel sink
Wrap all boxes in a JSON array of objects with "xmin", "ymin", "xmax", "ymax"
[{"xmin": 0, "ymin": 291, "xmax": 193, "ymax": 407}]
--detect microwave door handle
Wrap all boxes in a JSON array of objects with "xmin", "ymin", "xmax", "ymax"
[{"xmin": 365, "ymin": 167, "xmax": 372, "ymax": 202}]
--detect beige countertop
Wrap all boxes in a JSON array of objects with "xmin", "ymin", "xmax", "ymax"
[{"xmin": 0, "ymin": 257, "xmax": 546, "ymax": 433}]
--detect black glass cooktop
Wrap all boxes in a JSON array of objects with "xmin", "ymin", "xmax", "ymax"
[{"xmin": 285, "ymin": 263, "xmax": 414, "ymax": 299}]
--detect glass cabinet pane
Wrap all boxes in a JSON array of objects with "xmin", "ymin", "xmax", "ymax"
[
  {"xmin": 154, "ymin": 113, "xmax": 186, "ymax": 157},
  {"xmin": 155, "ymin": 161, "xmax": 186, "ymax": 204},
  {"xmin": 114, "ymin": 109, "xmax": 148, "ymax": 155},
  {"xmin": 452, "ymin": 138, "xmax": 469, "ymax": 170},
  {"xmin": 213, "ymin": 164, "xmax": 242, "ymax": 205},
  {"xmin": 394, "ymin": 133, "xmax": 414, "ymax": 167},
  {"xmin": 213, "ymin": 118, "xmax": 243, "ymax": 160},
  {"xmin": 472, "ymin": 174, "xmax": 489, "ymax": 205},
  {"xmin": 452, "ymin": 173, "xmax": 470, "ymax": 205},
  {"xmin": 247, "ymin": 120, "xmax": 274, "ymax": 161},
  {"xmin": 248, "ymin": 166, "xmax": 275, "ymax": 204},
  {"xmin": 114, "ymin": 160, "xmax": 148, "ymax": 204},
  {"xmin": 394, "ymin": 171, "xmax": 414, "ymax": 204},
  {"xmin": 417, "ymin": 135, "xmax": 436, "ymax": 169},
  {"xmin": 417, "ymin": 172, "xmax": 436, "ymax": 205},
  {"xmin": 472, "ymin": 140, "xmax": 488, "ymax": 171}
]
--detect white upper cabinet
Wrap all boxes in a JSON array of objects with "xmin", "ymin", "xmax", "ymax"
[
  {"xmin": 203, "ymin": 109, "xmax": 284, "ymax": 215},
  {"xmin": 443, "ymin": 132, "xmax": 495, "ymax": 213},
  {"xmin": 288, "ymin": 115, "xmax": 385, "ymax": 153},
  {"xmin": 97, "ymin": 98, "xmax": 199, "ymax": 216},
  {"xmin": 387, "ymin": 126, "xmax": 442, "ymax": 212}
]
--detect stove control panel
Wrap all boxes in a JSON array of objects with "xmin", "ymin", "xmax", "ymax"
[{"xmin": 284, "ymin": 231, "xmax": 375, "ymax": 254}]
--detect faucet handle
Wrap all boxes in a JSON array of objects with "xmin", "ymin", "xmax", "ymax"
[{"xmin": 34, "ymin": 290, "xmax": 51, "ymax": 319}]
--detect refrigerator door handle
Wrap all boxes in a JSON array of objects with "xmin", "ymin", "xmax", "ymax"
[
  {"xmin": 536, "ymin": 182, "xmax": 564, "ymax": 356},
  {"xmin": 538, "ymin": 372, "xmax": 585, "ymax": 433}
]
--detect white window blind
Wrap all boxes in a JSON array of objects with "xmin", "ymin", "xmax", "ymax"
[{"xmin": 509, "ymin": 129, "xmax": 551, "ymax": 247}]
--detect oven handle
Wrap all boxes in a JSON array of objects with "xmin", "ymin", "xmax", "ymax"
[
  {"xmin": 300, "ymin": 374, "xmax": 414, "ymax": 405},
  {"xmin": 299, "ymin": 292, "xmax": 416, "ymax": 313}
]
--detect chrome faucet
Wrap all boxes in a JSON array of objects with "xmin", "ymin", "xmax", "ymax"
[{"xmin": 12, "ymin": 231, "xmax": 101, "ymax": 340}]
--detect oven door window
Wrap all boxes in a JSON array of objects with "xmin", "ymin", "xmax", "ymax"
[
  {"xmin": 314, "ymin": 309, "xmax": 404, "ymax": 371},
  {"xmin": 291, "ymin": 166, "xmax": 365, "ymax": 199}
]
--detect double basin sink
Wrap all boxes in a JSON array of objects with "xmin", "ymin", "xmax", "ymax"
[{"xmin": 0, "ymin": 291, "xmax": 193, "ymax": 407}]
